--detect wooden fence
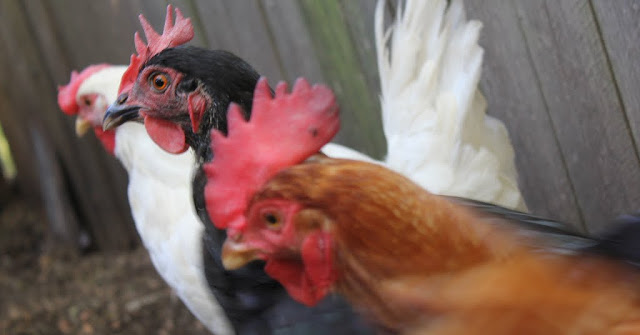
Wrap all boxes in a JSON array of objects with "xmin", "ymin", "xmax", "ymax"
[{"xmin": 0, "ymin": 0, "xmax": 638, "ymax": 250}]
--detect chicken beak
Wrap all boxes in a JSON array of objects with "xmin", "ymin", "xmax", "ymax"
[
  {"xmin": 103, "ymin": 99, "xmax": 142, "ymax": 130},
  {"xmin": 221, "ymin": 239, "xmax": 260, "ymax": 270},
  {"xmin": 75, "ymin": 118, "xmax": 92, "ymax": 137}
]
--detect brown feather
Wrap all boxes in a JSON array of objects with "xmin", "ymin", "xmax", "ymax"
[{"xmin": 253, "ymin": 156, "xmax": 640, "ymax": 334}]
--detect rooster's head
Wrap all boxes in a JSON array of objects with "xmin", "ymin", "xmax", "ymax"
[{"xmin": 103, "ymin": 5, "xmax": 259, "ymax": 155}]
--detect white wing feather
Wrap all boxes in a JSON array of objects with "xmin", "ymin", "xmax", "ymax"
[
  {"xmin": 374, "ymin": 0, "xmax": 526, "ymax": 211},
  {"xmin": 321, "ymin": 143, "xmax": 380, "ymax": 165}
]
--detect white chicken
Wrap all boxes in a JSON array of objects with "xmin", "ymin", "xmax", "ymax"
[{"xmin": 58, "ymin": 66, "xmax": 234, "ymax": 335}]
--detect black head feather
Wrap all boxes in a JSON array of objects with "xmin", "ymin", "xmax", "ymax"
[{"xmin": 146, "ymin": 46, "xmax": 261, "ymax": 158}]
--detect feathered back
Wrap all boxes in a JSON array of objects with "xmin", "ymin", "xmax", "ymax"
[
  {"xmin": 375, "ymin": 0, "xmax": 526, "ymax": 211},
  {"xmin": 255, "ymin": 157, "xmax": 504, "ymax": 278}
]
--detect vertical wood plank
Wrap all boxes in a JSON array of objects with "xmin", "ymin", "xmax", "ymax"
[
  {"xmin": 466, "ymin": 1, "xmax": 583, "ymax": 227},
  {"xmin": 590, "ymin": 0, "xmax": 640, "ymax": 158},
  {"xmin": 513, "ymin": 0, "xmax": 640, "ymax": 232},
  {"xmin": 43, "ymin": 1, "xmax": 155, "ymax": 66},
  {"xmin": 0, "ymin": 58, "xmax": 40, "ymax": 199},
  {"xmin": 191, "ymin": 0, "xmax": 286, "ymax": 82},
  {"xmin": 30, "ymin": 121, "xmax": 82, "ymax": 251},
  {"xmin": 298, "ymin": 0, "xmax": 386, "ymax": 159},
  {"xmin": 260, "ymin": 0, "xmax": 327, "ymax": 83},
  {"xmin": 340, "ymin": 0, "xmax": 382, "ymax": 102}
]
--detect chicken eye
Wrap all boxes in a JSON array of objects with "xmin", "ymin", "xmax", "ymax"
[
  {"xmin": 150, "ymin": 73, "xmax": 170, "ymax": 92},
  {"xmin": 262, "ymin": 211, "xmax": 282, "ymax": 229},
  {"xmin": 83, "ymin": 97, "xmax": 92, "ymax": 106}
]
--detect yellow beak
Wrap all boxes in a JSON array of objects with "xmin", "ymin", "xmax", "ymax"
[
  {"xmin": 221, "ymin": 239, "xmax": 259, "ymax": 270},
  {"xmin": 75, "ymin": 118, "xmax": 92, "ymax": 136}
]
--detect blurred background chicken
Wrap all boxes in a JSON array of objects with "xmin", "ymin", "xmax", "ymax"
[
  {"xmin": 211, "ymin": 71, "xmax": 640, "ymax": 335},
  {"xmin": 57, "ymin": 65, "xmax": 233, "ymax": 335}
]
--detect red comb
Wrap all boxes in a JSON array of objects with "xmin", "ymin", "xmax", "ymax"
[
  {"xmin": 118, "ymin": 5, "xmax": 194, "ymax": 95},
  {"xmin": 58, "ymin": 64, "xmax": 110, "ymax": 115},
  {"xmin": 203, "ymin": 77, "xmax": 340, "ymax": 230}
]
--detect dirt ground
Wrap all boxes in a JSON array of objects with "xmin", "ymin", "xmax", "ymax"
[{"xmin": 0, "ymin": 196, "xmax": 211, "ymax": 335}]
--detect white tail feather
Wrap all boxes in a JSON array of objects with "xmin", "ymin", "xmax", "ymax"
[{"xmin": 376, "ymin": 0, "xmax": 526, "ymax": 211}]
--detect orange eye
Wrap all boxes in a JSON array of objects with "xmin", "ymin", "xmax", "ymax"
[{"xmin": 150, "ymin": 73, "xmax": 169, "ymax": 92}]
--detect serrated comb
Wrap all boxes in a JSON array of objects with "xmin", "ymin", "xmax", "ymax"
[{"xmin": 203, "ymin": 77, "xmax": 340, "ymax": 230}]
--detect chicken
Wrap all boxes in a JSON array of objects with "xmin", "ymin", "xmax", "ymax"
[
  {"xmin": 211, "ymin": 76, "xmax": 640, "ymax": 335},
  {"xmin": 57, "ymin": 65, "xmax": 233, "ymax": 335},
  {"xmin": 102, "ymin": 6, "xmax": 374, "ymax": 334},
  {"xmin": 58, "ymin": 64, "xmax": 115, "ymax": 151}
]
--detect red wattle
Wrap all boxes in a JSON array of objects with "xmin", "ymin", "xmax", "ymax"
[
  {"xmin": 263, "ymin": 232, "xmax": 336, "ymax": 307},
  {"xmin": 301, "ymin": 231, "xmax": 335, "ymax": 301},
  {"xmin": 144, "ymin": 115, "xmax": 188, "ymax": 154},
  {"xmin": 188, "ymin": 91, "xmax": 207, "ymax": 133},
  {"xmin": 265, "ymin": 258, "xmax": 320, "ymax": 307}
]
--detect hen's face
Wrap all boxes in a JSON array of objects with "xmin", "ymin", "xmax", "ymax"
[
  {"xmin": 75, "ymin": 92, "xmax": 108, "ymax": 134},
  {"xmin": 223, "ymin": 199, "xmax": 304, "ymax": 267},
  {"xmin": 58, "ymin": 64, "xmax": 126, "ymax": 154},
  {"xmin": 105, "ymin": 64, "xmax": 209, "ymax": 154},
  {"xmin": 125, "ymin": 65, "xmax": 191, "ymax": 120},
  {"xmin": 222, "ymin": 197, "xmax": 337, "ymax": 306}
]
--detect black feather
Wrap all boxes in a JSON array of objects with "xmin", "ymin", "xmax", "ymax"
[
  {"xmin": 585, "ymin": 212, "xmax": 640, "ymax": 266},
  {"xmin": 448, "ymin": 196, "xmax": 640, "ymax": 267}
]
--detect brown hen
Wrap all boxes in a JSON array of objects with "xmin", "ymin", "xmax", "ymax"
[{"xmin": 223, "ymin": 156, "xmax": 640, "ymax": 335}]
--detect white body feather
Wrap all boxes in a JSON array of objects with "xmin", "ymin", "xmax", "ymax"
[{"xmin": 115, "ymin": 125, "xmax": 233, "ymax": 335}]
